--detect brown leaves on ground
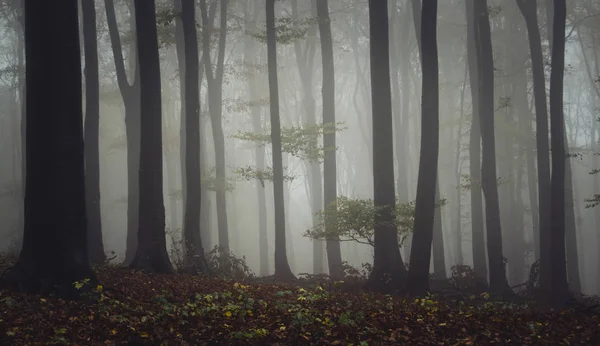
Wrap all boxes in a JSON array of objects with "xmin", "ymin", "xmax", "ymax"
[{"xmin": 0, "ymin": 265, "xmax": 599, "ymax": 345}]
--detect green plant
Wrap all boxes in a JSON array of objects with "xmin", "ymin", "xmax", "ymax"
[{"xmin": 206, "ymin": 246, "xmax": 254, "ymax": 281}]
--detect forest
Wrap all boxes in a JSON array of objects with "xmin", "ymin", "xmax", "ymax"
[{"xmin": 0, "ymin": 0, "xmax": 599, "ymax": 344}]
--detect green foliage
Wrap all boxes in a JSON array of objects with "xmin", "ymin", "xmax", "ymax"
[
  {"xmin": 232, "ymin": 122, "xmax": 347, "ymax": 162},
  {"xmin": 234, "ymin": 166, "xmax": 295, "ymax": 187},
  {"xmin": 584, "ymin": 194, "xmax": 600, "ymax": 209},
  {"xmin": 460, "ymin": 174, "xmax": 509, "ymax": 190},
  {"xmin": 206, "ymin": 246, "xmax": 254, "ymax": 281},
  {"xmin": 248, "ymin": 16, "xmax": 317, "ymax": 45},
  {"xmin": 169, "ymin": 167, "xmax": 235, "ymax": 196},
  {"xmin": 304, "ymin": 196, "xmax": 446, "ymax": 247}
]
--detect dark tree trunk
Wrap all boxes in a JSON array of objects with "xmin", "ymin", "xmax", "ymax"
[
  {"xmin": 266, "ymin": 0, "xmax": 296, "ymax": 281},
  {"xmin": 199, "ymin": 0, "xmax": 230, "ymax": 253},
  {"xmin": 432, "ymin": 183, "xmax": 446, "ymax": 279},
  {"xmin": 180, "ymin": 0, "xmax": 208, "ymax": 274},
  {"xmin": 473, "ymin": 0, "xmax": 511, "ymax": 295},
  {"xmin": 245, "ymin": 1, "xmax": 269, "ymax": 277},
  {"xmin": 548, "ymin": 0, "xmax": 569, "ymax": 303},
  {"xmin": 82, "ymin": 0, "xmax": 105, "ymax": 264},
  {"xmin": 316, "ymin": 0, "xmax": 343, "ymax": 280},
  {"xmin": 465, "ymin": 0, "xmax": 487, "ymax": 283},
  {"xmin": 129, "ymin": 0, "xmax": 174, "ymax": 274},
  {"xmin": 1, "ymin": 0, "xmax": 96, "ymax": 296},
  {"xmin": 365, "ymin": 0, "xmax": 407, "ymax": 294},
  {"xmin": 516, "ymin": 0, "xmax": 551, "ymax": 289},
  {"xmin": 105, "ymin": 0, "xmax": 141, "ymax": 265},
  {"xmin": 407, "ymin": 0, "xmax": 439, "ymax": 296}
]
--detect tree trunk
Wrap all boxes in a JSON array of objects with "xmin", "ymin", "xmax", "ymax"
[
  {"xmin": 407, "ymin": 0, "xmax": 439, "ymax": 296},
  {"xmin": 245, "ymin": 1, "xmax": 269, "ymax": 277},
  {"xmin": 105, "ymin": 0, "xmax": 141, "ymax": 265},
  {"xmin": 266, "ymin": 0, "xmax": 296, "ymax": 281},
  {"xmin": 473, "ymin": 0, "xmax": 511, "ymax": 295},
  {"xmin": 548, "ymin": 0, "xmax": 569, "ymax": 303},
  {"xmin": 180, "ymin": 0, "xmax": 208, "ymax": 274},
  {"xmin": 516, "ymin": 0, "xmax": 552, "ymax": 290},
  {"xmin": 365, "ymin": 0, "xmax": 407, "ymax": 294},
  {"xmin": 432, "ymin": 182, "xmax": 446, "ymax": 279},
  {"xmin": 317, "ymin": 0, "xmax": 343, "ymax": 280},
  {"xmin": 129, "ymin": 0, "xmax": 174, "ymax": 274},
  {"xmin": 82, "ymin": 0, "xmax": 105, "ymax": 264},
  {"xmin": 199, "ymin": 0, "xmax": 230, "ymax": 253},
  {"xmin": 1, "ymin": 0, "xmax": 96, "ymax": 297},
  {"xmin": 465, "ymin": 0, "xmax": 487, "ymax": 283}
]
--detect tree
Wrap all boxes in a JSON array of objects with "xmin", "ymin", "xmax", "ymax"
[
  {"xmin": 266, "ymin": 0, "xmax": 296, "ymax": 281},
  {"xmin": 0, "ymin": 0, "xmax": 95, "ymax": 296},
  {"xmin": 82, "ymin": 0, "xmax": 106, "ymax": 264},
  {"xmin": 473, "ymin": 0, "xmax": 511, "ymax": 295},
  {"xmin": 548, "ymin": 0, "xmax": 569, "ymax": 303},
  {"xmin": 407, "ymin": 0, "xmax": 439, "ymax": 296},
  {"xmin": 365, "ymin": 0, "xmax": 407, "ymax": 293},
  {"xmin": 515, "ymin": 0, "xmax": 552, "ymax": 290},
  {"xmin": 316, "ymin": 0, "xmax": 343, "ymax": 280},
  {"xmin": 105, "ymin": 0, "xmax": 141, "ymax": 265},
  {"xmin": 465, "ymin": 0, "xmax": 487, "ymax": 284},
  {"xmin": 199, "ymin": 0, "xmax": 230, "ymax": 253},
  {"xmin": 129, "ymin": 0, "xmax": 173, "ymax": 274},
  {"xmin": 180, "ymin": 0, "xmax": 208, "ymax": 274}
]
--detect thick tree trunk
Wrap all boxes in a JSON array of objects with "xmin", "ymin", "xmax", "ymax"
[
  {"xmin": 82, "ymin": 0, "xmax": 105, "ymax": 264},
  {"xmin": 473, "ymin": 0, "xmax": 511, "ymax": 295},
  {"xmin": 408, "ymin": 0, "xmax": 439, "ymax": 296},
  {"xmin": 266, "ymin": 0, "xmax": 296, "ymax": 281},
  {"xmin": 129, "ymin": 0, "xmax": 174, "ymax": 274},
  {"xmin": 465, "ymin": 0, "xmax": 487, "ymax": 283},
  {"xmin": 317, "ymin": 0, "xmax": 343, "ymax": 280},
  {"xmin": 1, "ymin": 0, "xmax": 96, "ymax": 297},
  {"xmin": 365, "ymin": 0, "xmax": 407, "ymax": 294}
]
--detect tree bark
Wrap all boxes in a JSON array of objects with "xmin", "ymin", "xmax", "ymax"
[
  {"xmin": 199, "ymin": 0, "xmax": 230, "ymax": 253},
  {"xmin": 473, "ymin": 0, "xmax": 511, "ymax": 295},
  {"xmin": 266, "ymin": 0, "xmax": 296, "ymax": 281},
  {"xmin": 1, "ymin": 0, "xmax": 96, "ymax": 297},
  {"xmin": 105, "ymin": 0, "xmax": 141, "ymax": 265},
  {"xmin": 548, "ymin": 0, "xmax": 569, "ymax": 303},
  {"xmin": 317, "ymin": 0, "xmax": 343, "ymax": 280},
  {"xmin": 365, "ymin": 0, "xmax": 407, "ymax": 294},
  {"xmin": 408, "ymin": 0, "xmax": 439, "ymax": 296},
  {"xmin": 129, "ymin": 0, "xmax": 174, "ymax": 274},
  {"xmin": 82, "ymin": 0, "xmax": 105, "ymax": 264},
  {"xmin": 465, "ymin": 0, "xmax": 487, "ymax": 283},
  {"xmin": 180, "ymin": 0, "xmax": 208, "ymax": 274}
]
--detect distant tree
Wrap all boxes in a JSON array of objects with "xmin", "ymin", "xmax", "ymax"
[
  {"xmin": 548, "ymin": 0, "xmax": 570, "ymax": 304},
  {"xmin": 129, "ymin": 0, "xmax": 173, "ymax": 273},
  {"xmin": 473, "ymin": 0, "xmax": 511, "ymax": 295},
  {"xmin": 364, "ymin": 0, "xmax": 407, "ymax": 293},
  {"xmin": 104, "ymin": 0, "xmax": 141, "ymax": 265},
  {"xmin": 316, "ymin": 0, "xmax": 343, "ymax": 280},
  {"xmin": 465, "ymin": 0, "xmax": 487, "ymax": 284},
  {"xmin": 82, "ymin": 0, "xmax": 105, "ymax": 264},
  {"xmin": 407, "ymin": 0, "xmax": 439, "ymax": 297},
  {"xmin": 199, "ymin": 0, "xmax": 231, "ymax": 253},
  {"xmin": 0, "ymin": 0, "xmax": 96, "ymax": 296},
  {"xmin": 266, "ymin": 0, "xmax": 296, "ymax": 281},
  {"xmin": 180, "ymin": 0, "xmax": 208, "ymax": 274}
]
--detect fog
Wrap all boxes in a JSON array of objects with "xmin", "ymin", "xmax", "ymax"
[{"xmin": 1, "ymin": 0, "xmax": 599, "ymax": 296}]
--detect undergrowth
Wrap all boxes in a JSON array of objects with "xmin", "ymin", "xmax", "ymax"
[{"xmin": 0, "ymin": 257, "xmax": 599, "ymax": 345}]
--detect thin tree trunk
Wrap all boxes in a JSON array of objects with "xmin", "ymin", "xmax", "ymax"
[
  {"xmin": 317, "ymin": 0, "xmax": 343, "ymax": 280},
  {"xmin": 266, "ymin": 0, "xmax": 296, "ymax": 281}
]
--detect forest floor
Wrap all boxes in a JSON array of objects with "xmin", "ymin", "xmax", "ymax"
[{"xmin": 0, "ymin": 261, "xmax": 599, "ymax": 345}]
